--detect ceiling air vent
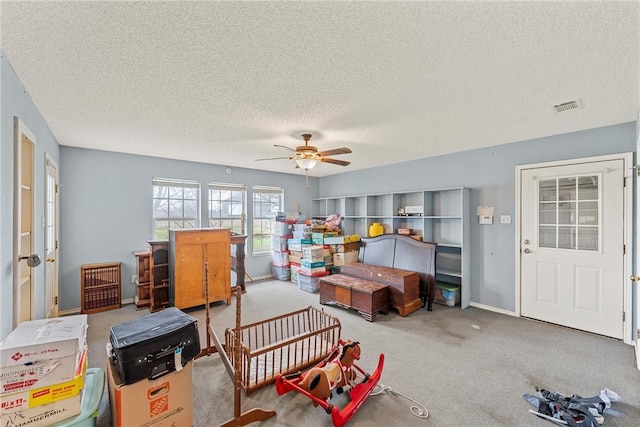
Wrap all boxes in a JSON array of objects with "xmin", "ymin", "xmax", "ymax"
[{"xmin": 553, "ymin": 100, "xmax": 580, "ymax": 113}]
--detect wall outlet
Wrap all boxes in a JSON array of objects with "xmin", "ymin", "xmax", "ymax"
[{"xmin": 132, "ymin": 274, "xmax": 138, "ymax": 283}]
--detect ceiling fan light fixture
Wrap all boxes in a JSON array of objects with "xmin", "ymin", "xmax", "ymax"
[{"xmin": 296, "ymin": 158, "xmax": 318, "ymax": 170}]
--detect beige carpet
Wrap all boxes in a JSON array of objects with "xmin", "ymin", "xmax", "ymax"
[{"xmin": 87, "ymin": 279, "xmax": 640, "ymax": 427}]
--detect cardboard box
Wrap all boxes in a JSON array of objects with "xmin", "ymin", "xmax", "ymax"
[
  {"xmin": 107, "ymin": 360, "xmax": 193, "ymax": 427},
  {"xmin": 332, "ymin": 242, "xmax": 361, "ymax": 253},
  {"xmin": 302, "ymin": 245, "xmax": 323, "ymax": 262},
  {"xmin": 0, "ymin": 389, "xmax": 82, "ymax": 427},
  {"xmin": 1, "ymin": 347, "xmax": 87, "ymax": 397},
  {"xmin": 1, "ymin": 351, "xmax": 86, "ymax": 414},
  {"xmin": 333, "ymin": 251, "xmax": 359, "ymax": 266},
  {"xmin": 323, "ymin": 235, "xmax": 361, "ymax": 245},
  {"xmin": 0, "ymin": 315, "xmax": 87, "ymax": 369}
]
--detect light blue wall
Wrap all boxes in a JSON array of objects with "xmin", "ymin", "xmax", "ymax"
[
  {"xmin": 318, "ymin": 122, "xmax": 637, "ymax": 312},
  {"xmin": 1, "ymin": 53, "xmax": 61, "ymax": 339},
  {"xmin": 2, "ymin": 47, "xmax": 637, "ymax": 338},
  {"xmin": 59, "ymin": 147, "xmax": 318, "ymax": 312}
]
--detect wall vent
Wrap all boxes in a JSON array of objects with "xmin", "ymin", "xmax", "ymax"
[{"xmin": 554, "ymin": 100, "xmax": 580, "ymax": 113}]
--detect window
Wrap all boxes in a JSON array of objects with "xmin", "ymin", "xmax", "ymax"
[
  {"xmin": 152, "ymin": 178, "xmax": 200, "ymax": 239},
  {"xmin": 208, "ymin": 182, "xmax": 246, "ymax": 234},
  {"xmin": 538, "ymin": 175, "xmax": 600, "ymax": 251},
  {"xmin": 252, "ymin": 185, "xmax": 283, "ymax": 253}
]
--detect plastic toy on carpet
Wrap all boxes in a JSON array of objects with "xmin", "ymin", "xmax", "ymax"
[
  {"xmin": 275, "ymin": 339, "xmax": 384, "ymax": 427},
  {"xmin": 523, "ymin": 387, "xmax": 622, "ymax": 427}
]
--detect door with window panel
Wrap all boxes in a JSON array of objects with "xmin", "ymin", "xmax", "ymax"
[{"xmin": 520, "ymin": 159, "xmax": 624, "ymax": 339}]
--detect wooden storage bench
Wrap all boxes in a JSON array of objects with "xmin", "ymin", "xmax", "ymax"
[
  {"xmin": 339, "ymin": 263, "xmax": 420, "ymax": 316},
  {"xmin": 319, "ymin": 274, "xmax": 389, "ymax": 321}
]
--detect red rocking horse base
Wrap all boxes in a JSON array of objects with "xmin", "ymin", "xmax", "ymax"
[{"xmin": 275, "ymin": 339, "xmax": 385, "ymax": 427}]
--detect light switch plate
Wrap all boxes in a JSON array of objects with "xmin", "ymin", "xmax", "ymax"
[{"xmin": 501, "ymin": 215, "xmax": 511, "ymax": 224}]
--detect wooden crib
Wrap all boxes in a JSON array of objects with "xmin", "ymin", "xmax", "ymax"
[{"xmin": 224, "ymin": 306, "xmax": 341, "ymax": 394}]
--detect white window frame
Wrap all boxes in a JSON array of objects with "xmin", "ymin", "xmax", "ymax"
[
  {"xmin": 152, "ymin": 178, "xmax": 200, "ymax": 239},
  {"xmin": 208, "ymin": 182, "xmax": 246, "ymax": 235},
  {"xmin": 252, "ymin": 185, "xmax": 283, "ymax": 254}
]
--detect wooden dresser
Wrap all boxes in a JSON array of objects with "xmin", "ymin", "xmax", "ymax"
[{"xmin": 169, "ymin": 228, "xmax": 231, "ymax": 309}]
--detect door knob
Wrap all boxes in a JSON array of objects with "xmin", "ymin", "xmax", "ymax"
[
  {"xmin": 523, "ymin": 248, "xmax": 531, "ymax": 254},
  {"xmin": 631, "ymin": 274, "xmax": 640, "ymax": 282},
  {"xmin": 18, "ymin": 254, "xmax": 41, "ymax": 267}
]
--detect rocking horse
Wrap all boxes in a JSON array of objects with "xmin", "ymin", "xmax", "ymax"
[
  {"xmin": 297, "ymin": 340, "xmax": 361, "ymax": 405},
  {"xmin": 275, "ymin": 339, "xmax": 384, "ymax": 427}
]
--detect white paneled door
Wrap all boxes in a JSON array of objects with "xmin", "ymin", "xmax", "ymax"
[
  {"xmin": 45, "ymin": 155, "xmax": 59, "ymax": 318},
  {"xmin": 520, "ymin": 158, "xmax": 626, "ymax": 339}
]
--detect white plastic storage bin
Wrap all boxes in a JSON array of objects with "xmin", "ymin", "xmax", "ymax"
[
  {"xmin": 271, "ymin": 235, "xmax": 291, "ymax": 252},
  {"xmin": 271, "ymin": 250, "xmax": 289, "ymax": 266},
  {"xmin": 297, "ymin": 271, "xmax": 329, "ymax": 293},
  {"xmin": 271, "ymin": 264, "xmax": 291, "ymax": 281},
  {"xmin": 273, "ymin": 221, "xmax": 294, "ymax": 236}
]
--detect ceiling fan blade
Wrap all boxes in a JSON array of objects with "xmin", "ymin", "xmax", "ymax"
[
  {"xmin": 320, "ymin": 158, "xmax": 351, "ymax": 166},
  {"xmin": 255, "ymin": 156, "xmax": 294, "ymax": 161},
  {"xmin": 316, "ymin": 147, "xmax": 352, "ymax": 157},
  {"xmin": 274, "ymin": 144, "xmax": 297, "ymax": 153}
]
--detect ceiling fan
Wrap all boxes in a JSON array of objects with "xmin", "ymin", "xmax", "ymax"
[{"xmin": 256, "ymin": 133, "xmax": 352, "ymax": 170}]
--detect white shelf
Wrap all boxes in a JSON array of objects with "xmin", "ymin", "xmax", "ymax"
[{"xmin": 311, "ymin": 187, "xmax": 469, "ymax": 308}]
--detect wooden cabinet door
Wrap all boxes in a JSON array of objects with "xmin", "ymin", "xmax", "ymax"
[
  {"xmin": 174, "ymin": 242, "xmax": 206, "ymax": 309},
  {"xmin": 203, "ymin": 241, "xmax": 230, "ymax": 303},
  {"xmin": 171, "ymin": 229, "xmax": 231, "ymax": 309}
]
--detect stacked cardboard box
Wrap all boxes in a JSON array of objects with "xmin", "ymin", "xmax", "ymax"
[
  {"xmin": 107, "ymin": 360, "xmax": 193, "ymax": 427},
  {"xmin": 0, "ymin": 315, "xmax": 88, "ymax": 426}
]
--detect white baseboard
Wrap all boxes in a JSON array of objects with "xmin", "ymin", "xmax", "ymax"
[
  {"xmin": 635, "ymin": 339, "xmax": 640, "ymax": 371},
  {"xmin": 59, "ymin": 299, "xmax": 134, "ymax": 316},
  {"xmin": 250, "ymin": 274, "xmax": 273, "ymax": 282},
  {"xmin": 59, "ymin": 307, "xmax": 81, "ymax": 316},
  {"xmin": 469, "ymin": 301, "xmax": 517, "ymax": 317}
]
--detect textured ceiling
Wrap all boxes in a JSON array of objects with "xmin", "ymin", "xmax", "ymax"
[{"xmin": 1, "ymin": 1, "xmax": 638, "ymax": 177}]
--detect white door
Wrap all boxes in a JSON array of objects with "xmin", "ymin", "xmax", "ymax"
[
  {"xmin": 45, "ymin": 156, "xmax": 59, "ymax": 318},
  {"xmin": 13, "ymin": 118, "xmax": 36, "ymax": 325},
  {"xmin": 520, "ymin": 158, "xmax": 625, "ymax": 339}
]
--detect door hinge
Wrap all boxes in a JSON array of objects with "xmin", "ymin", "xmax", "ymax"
[
  {"xmin": 637, "ymin": 329, "xmax": 640, "ymax": 339},
  {"xmin": 55, "ymin": 184, "xmax": 59, "ymax": 193},
  {"xmin": 55, "ymin": 240, "xmax": 58, "ymax": 250},
  {"xmin": 54, "ymin": 296, "xmax": 58, "ymax": 305},
  {"xmin": 623, "ymin": 244, "xmax": 626, "ymax": 255},
  {"xmin": 623, "ymin": 177, "xmax": 626, "ymax": 187},
  {"xmin": 622, "ymin": 311, "xmax": 625, "ymax": 322}
]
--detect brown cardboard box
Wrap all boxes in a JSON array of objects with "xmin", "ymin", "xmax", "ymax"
[
  {"xmin": 334, "ymin": 242, "xmax": 361, "ymax": 253},
  {"xmin": 333, "ymin": 251, "xmax": 359, "ymax": 266},
  {"xmin": 107, "ymin": 360, "xmax": 193, "ymax": 427}
]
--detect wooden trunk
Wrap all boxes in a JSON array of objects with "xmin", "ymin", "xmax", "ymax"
[
  {"xmin": 319, "ymin": 274, "xmax": 389, "ymax": 321},
  {"xmin": 339, "ymin": 263, "xmax": 421, "ymax": 317},
  {"xmin": 169, "ymin": 229, "xmax": 231, "ymax": 309}
]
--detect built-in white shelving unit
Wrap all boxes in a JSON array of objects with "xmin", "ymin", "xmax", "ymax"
[{"xmin": 311, "ymin": 187, "xmax": 470, "ymax": 308}]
